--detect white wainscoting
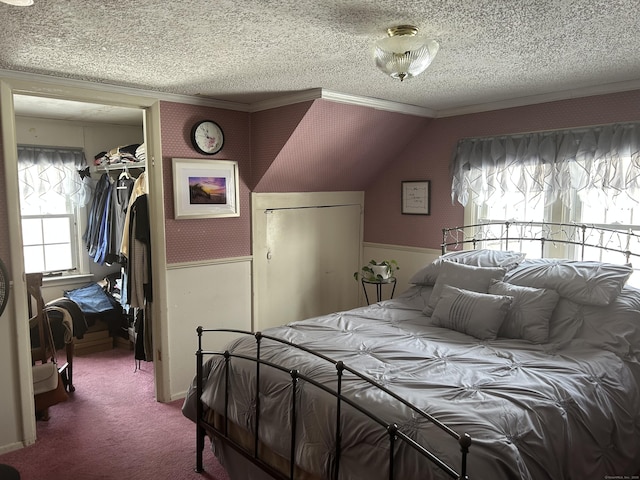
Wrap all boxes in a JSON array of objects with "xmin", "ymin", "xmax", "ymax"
[
  {"xmin": 166, "ymin": 257, "xmax": 252, "ymax": 400},
  {"xmin": 361, "ymin": 243, "xmax": 441, "ymax": 304}
]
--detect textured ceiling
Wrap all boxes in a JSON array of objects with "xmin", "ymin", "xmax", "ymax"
[{"xmin": 2, "ymin": 0, "xmax": 640, "ymax": 116}]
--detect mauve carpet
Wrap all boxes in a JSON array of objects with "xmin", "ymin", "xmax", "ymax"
[{"xmin": 0, "ymin": 347, "xmax": 230, "ymax": 480}]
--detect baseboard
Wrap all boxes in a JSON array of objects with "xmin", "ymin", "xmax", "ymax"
[{"xmin": 0, "ymin": 441, "xmax": 25, "ymax": 455}]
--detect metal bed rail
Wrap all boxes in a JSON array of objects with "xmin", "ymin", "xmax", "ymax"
[
  {"xmin": 442, "ymin": 221, "xmax": 640, "ymax": 263},
  {"xmin": 194, "ymin": 327, "xmax": 471, "ymax": 480}
]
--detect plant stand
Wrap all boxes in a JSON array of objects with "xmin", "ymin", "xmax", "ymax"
[{"xmin": 361, "ymin": 277, "xmax": 397, "ymax": 305}]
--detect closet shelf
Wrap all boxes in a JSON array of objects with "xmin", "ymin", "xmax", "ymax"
[{"xmin": 92, "ymin": 161, "xmax": 146, "ymax": 173}]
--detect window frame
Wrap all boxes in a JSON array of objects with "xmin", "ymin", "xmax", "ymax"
[{"xmin": 18, "ymin": 195, "xmax": 90, "ymax": 280}]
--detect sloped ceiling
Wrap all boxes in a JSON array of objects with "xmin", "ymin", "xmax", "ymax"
[{"xmin": 252, "ymin": 99, "xmax": 431, "ymax": 192}]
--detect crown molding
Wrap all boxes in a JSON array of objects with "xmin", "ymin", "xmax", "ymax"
[
  {"xmin": 0, "ymin": 68, "xmax": 252, "ymax": 111},
  {"xmin": 436, "ymin": 78, "xmax": 640, "ymax": 118},
  {"xmin": 319, "ymin": 89, "xmax": 436, "ymax": 118},
  {"xmin": 5, "ymin": 68, "xmax": 636, "ymax": 120},
  {"xmin": 0, "ymin": 69, "xmax": 437, "ymax": 117},
  {"xmin": 247, "ymin": 89, "xmax": 436, "ymax": 117},
  {"xmin": 247, "ymin": 89, "xmax": 324, "ymax": 112}
]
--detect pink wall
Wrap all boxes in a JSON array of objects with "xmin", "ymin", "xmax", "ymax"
[
  {"xmin": 253, "ymin": 100, "xmax": 431, "ymax": 192},
  {"xmin": 160, "ymin": 101, "xmax": 252, "ymax": 263},
  {"xmin": 364, "ymin": 89, "xmax": 640, "ymax": 249},
  {"xmin": 250, "ymin": 101, "xmax": 314, "ymax": 189}
]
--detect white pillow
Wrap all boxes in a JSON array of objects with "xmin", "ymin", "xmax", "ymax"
[
  {"xmin": 424, "ymin": 261, "xmax": 507, "ymax": 316},
  {"xmin": 488, "ymin": 280, "xmax": 560, "ymax": 343},
  {"xmin": 504, "ymin": 259, "xmax": 632, "ymax": 306},
  {"xmin": 430, "ymin": 285, "xmax": 512, "ymax": 340},
  {"xmin": 410, "ymin": 249, "xmax": 525, "ymax": 286}
]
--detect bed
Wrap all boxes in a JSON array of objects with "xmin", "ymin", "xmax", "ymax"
[{"xmin": 183, "ymin": 222, "xmax": 640, "ymax": 479}]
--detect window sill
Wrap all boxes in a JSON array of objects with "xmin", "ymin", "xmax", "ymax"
[{"xmin": 42, "ymin": 273, "xmax": 93, "ymax": 288}]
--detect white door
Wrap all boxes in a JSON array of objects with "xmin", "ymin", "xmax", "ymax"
[{"xmin": 253, "ymin": 193, "xmax": 363, "ymax": 331}]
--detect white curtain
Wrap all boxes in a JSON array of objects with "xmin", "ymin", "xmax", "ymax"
[
  {"xmin": 18, "ymin": 145, "xmax": 91, "ymax": 211},
  {"xmin": 450, "ymin": 123, "xmax": 640, "ymax": 208}
]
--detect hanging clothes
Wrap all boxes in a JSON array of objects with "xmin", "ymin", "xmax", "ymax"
[
  {"xmin": 120, "ymin": 171, "xmax": 147, "ymax": 259},
  {"xmin": 106, "ymin": 171, "xmax": 135, "ymax": 265},
  {"xmin": 127, "ymin": 193, "xmax": 152, "ymax": 362},
  {"xmin": 84, "ymin": 173, "xmax": 113, "ymax": 263}
]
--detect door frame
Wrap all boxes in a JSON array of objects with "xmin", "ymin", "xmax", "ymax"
[
  {"xmin": 252, "ymin": 191, "xmax": 364, "ymax": 332},
  {"xmin": 0, "ymin": 74, "xmax": 169, "ymax": 446}
]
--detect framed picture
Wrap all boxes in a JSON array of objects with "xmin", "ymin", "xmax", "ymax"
[
  {"xmin": 172, "ymin": 158, "xmax": 240, "ymax": 219},
  {"xmin": 402, "ymin": 180, "xmax": 431, "ymax": 215}
]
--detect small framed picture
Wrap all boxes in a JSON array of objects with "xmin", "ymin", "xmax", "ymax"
[
  {"xmin": 402, "ymin": 180, "xmax": 431, "ymax": 215},
  {"xmin": 172, "ymin": 158, "xmax": 239, "ymax": 219}
]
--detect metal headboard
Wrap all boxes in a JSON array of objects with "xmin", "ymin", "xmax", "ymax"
[{"xmin": 442, "ymin": 221, "xmax": 640, "ymax": 264}]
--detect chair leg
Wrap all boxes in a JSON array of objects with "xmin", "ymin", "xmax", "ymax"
[
  {"xmin": 36, "ymin": 408, "xmax": 50, "ymax": 421},
  {"xmin": 65, "ymin": 342, "xmax": 75, "ymax": 392}
]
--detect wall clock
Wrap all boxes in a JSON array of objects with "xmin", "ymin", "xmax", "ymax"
[{"xmin": 191, "ymin": 120, "xmax": 224, "ymax": 155}]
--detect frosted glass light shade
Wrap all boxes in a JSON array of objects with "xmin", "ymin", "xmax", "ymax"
[
  {"xmin": 374, "ymin": 25, "xmax": 439, "ymax": 82},
  {"xmin": 0, "ymin": 0, "xmax": 34, "ymax": 5}
]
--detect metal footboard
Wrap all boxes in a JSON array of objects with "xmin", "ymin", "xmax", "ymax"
[{"xmin": 194, "ymin": 327, "xmax": 472, "ymax": 480}]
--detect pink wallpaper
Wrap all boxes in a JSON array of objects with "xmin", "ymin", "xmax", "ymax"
[
  {"xmin": 253, "ymin": 100, "xmax": 431, "ymax": 192},
  {"xmin": 160, "ymin": 101, "xmax": 252, "ymax": 263},
  {"xmin": 364, "ymin": 89, "xmax": 640, "ymax": 249},
  {"xmin": 250, "ymin": 101, "xmax": 314, "ymax": 189}
]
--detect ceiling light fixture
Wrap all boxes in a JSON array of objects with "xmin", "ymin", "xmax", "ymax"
[
  {"xmin": 374, "ymin": 25, "xmax": 439, "ymax": 82},
  {"xmin": 0, "ymin": 0, "xmax": 33, "ymax": 7},
  {"xmin": 0, "ymin": 0, "xmax": 34, "ymax": 5}
]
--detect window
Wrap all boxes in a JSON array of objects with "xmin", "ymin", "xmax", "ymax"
[
  {"xmin": 22, "ymin": 215, "xmax": 75, "ymax": 273},
  {"xmin": 17, "ymin": 146, "xmax": 90, "ymax": 276},
  {"xmin": 452, "ymin": 123, "xmax": 640, "ymax": 286}
]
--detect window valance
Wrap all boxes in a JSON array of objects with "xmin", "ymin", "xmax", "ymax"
[
  {"xmin": 450, "ymin": 123, "xmax": 640, "ymax": 208},
  {"xmin": 18, "ymin": 145, "xmax": 91, "ymax": 210}
]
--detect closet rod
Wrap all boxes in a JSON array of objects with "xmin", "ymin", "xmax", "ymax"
[{"xmin": 93, "ymin": 160, "xmax": 146, "ymax": 173}]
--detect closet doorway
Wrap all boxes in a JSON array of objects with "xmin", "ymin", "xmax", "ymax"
[{"xmin": 1, "ymin": 78, "xmax": 168, "ymax": 446}]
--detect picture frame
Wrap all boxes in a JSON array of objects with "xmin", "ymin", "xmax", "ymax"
[
  {"xmin": 172, "ymin": 158, "xmax": 239, "ymax": 219},
  {"xmin": 401, "ymin": 180, "xmax": 431, "ymax": 215}
]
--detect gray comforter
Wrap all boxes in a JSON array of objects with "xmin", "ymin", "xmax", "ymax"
[{"xmin": 184, "ymin": 285, "xmax": 640, "ymax": 479}]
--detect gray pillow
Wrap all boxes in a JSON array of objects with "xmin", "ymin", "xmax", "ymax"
[
  {"xmin": 424, "ymin": 261, "xmax": 507, "ymax": 315},
  {"xmin": 503, "ymin": 259, "xmax": 632, "ymax": 306},
  {"xmin": 488, "ymin": 280, "xmax": 560, "ymax": 343},
  {"xmin": 410, "ymin": 249, "xmax": 525, "ymax": 286},
  {"xmin": 430, "ymin": 285, "xmax": 512, "ymax": 340}
]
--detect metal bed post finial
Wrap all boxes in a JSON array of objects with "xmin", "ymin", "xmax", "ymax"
[
  {"xmin": 581, "ymin": 224, "xmax": 587, "ymax": 261},
  {"xmin": 504, "ymin": 221, "xmax": 510, "ymax": 251},
  {"xmin": 223, "ymin": 350, "xmax": 231, "ymax": 437},
  {"xmin": 458, "ymin": 433, "xmax": 472, "ymax": 479}
]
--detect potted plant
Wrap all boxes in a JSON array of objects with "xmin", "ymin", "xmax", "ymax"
[{"xmin": 354, "ymin": 259, "xmax": 399, "ymax": 282}]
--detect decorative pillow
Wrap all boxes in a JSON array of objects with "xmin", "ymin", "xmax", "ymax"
[
  {"xmin": 64, "ymin": 283, "xmax": 114, "ymax": 314},
  {"xmin": 503, "ymin": 259, "xmax": 632, "ymax": 306},
  {"xmin": 488, "ymin": 280, "xmax": 560, "ymax": 343},
  {"xmin": 410, "ymin": 249, "xmax": 525, "ymax": 286},
  {"xmin": 430, "ymin": 285, "xmax": 512, "ymax": 340},
  {"xmin": 424, "ymin": 261, "xmax": 507, "ymax": 315}
]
